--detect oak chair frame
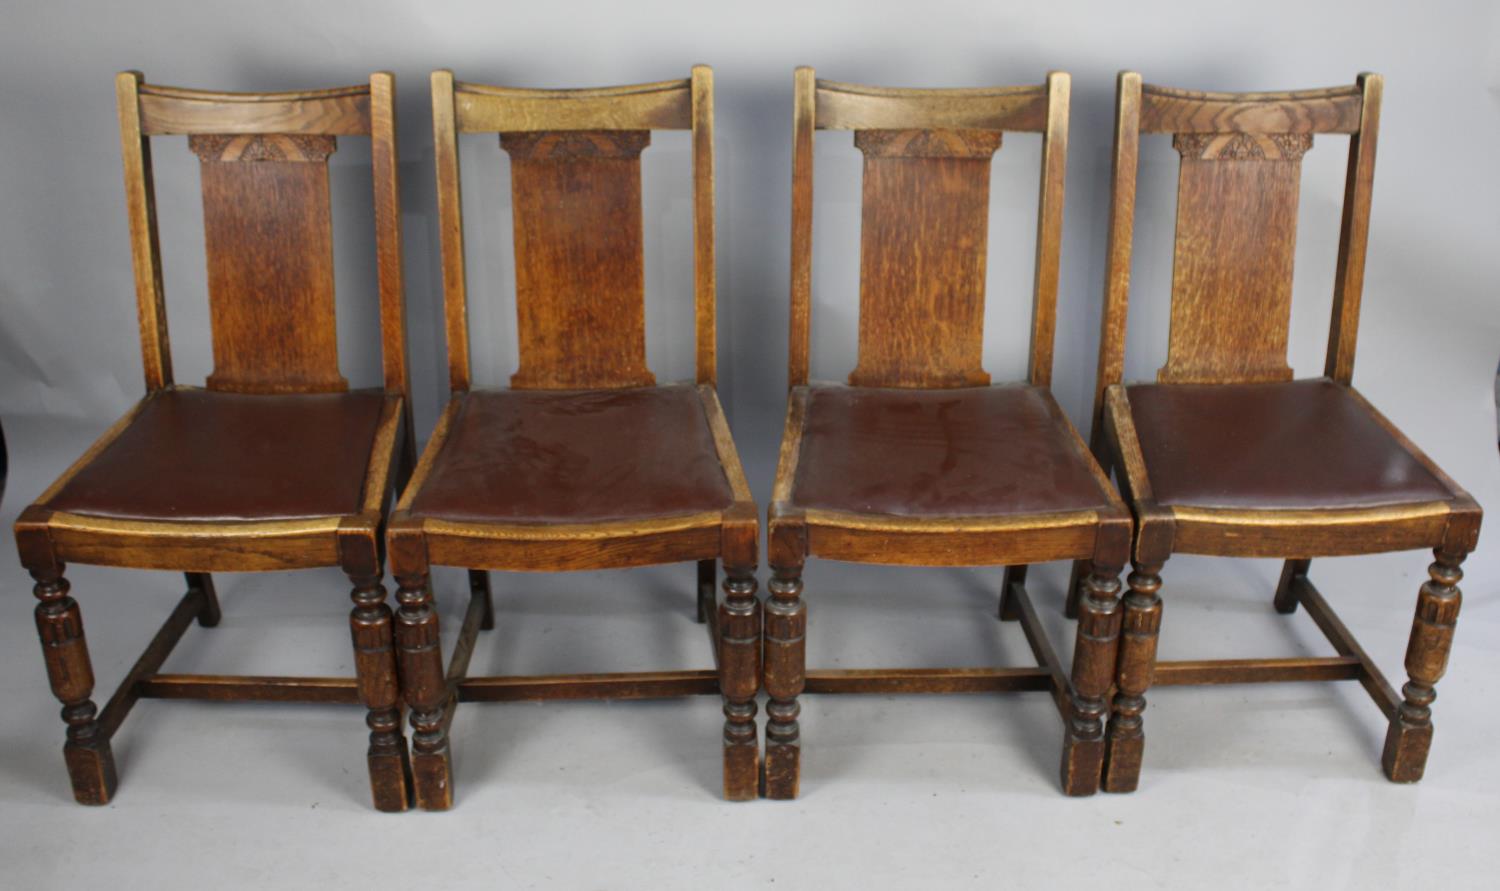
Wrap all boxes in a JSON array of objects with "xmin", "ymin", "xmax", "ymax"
[
  {"xmin": 1083, "ymin": 71, "xmax": 1482, "ymax": 792},
  {"xmin": 387, "ymin": 66, "xmax": 760, "ymax": 810},
  {"xmin": 766, "ymin": 68, "xmax": 1134, "ymax": 799},
  {"xmin": 14, "ymin": 73, "xmax": 417, "ymax": 809}
]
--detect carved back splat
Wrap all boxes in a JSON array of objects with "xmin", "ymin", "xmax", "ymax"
[
  {"xmin": 500, "ymin": 130, "xmax": 653, "ymax": 389},
  {"xmin": 787, "ymin": 72, "xmax": 1070, "ymax": 390},
  {"xmin": 1160, "ymin": 131, "xmax": 1313, "ymax": 384},
  {"xmin": 849, "ymin": 129, "xmax": 1002, "ymax": 388},
  {"xmin": 190, "ymin": 133, "xmax": 345, "ymax": 393}
]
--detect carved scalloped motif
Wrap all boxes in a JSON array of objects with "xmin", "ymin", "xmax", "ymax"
[
  {"xmin": 188, "ymin": 133, "xmax": 337, "ymax": 163},
  {"xmin": 1173, "ymin": 132, "xmax": 1312, "ymax": 161},
  {"xmin": 499, "ymin": 130, "xmax": 651, "ymax": 160},
  {"xmin": 855, "ymin": 128, "xmax": 1003, "ymax": 159}
]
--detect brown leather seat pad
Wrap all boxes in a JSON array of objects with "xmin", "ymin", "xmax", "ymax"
[
  {"xmin": 409, "ymin": 385, "xmax": 734, "ymax": 524},
  {"xmin": 1127, "ymin": 379, "xmax": 1452, "ymax": 510},
  {"xmin": 46, "ymin": 388, "xmax": 386, "ymax": 522},
  {"xmin": 791, "ymin": 385, "xmax": 1112, "ymax": 518}
]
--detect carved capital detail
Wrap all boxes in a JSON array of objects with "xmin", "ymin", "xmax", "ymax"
[
  {"xmin": 1173, "ymin": 131, "xmax": 1312, "ymax": 161},
  {"xmin": 188, "ymin": 133, "xmax": 337, "ymax": 163},
  {"xmin": 500, "ymin": 129, "xmax": 650, "ymax": 160},
  {"xmin": 855, "ymin": 128, "xmax": 1003, "ymax": 159}
]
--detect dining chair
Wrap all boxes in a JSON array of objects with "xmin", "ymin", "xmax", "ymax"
[
  {"xmin": 1084, "ymin": 71, "xmax": 1481, "ymax": 791},
  {"xmin": 14, "ymin": 73, "xmax": 416, "ymax": 809},
  {"xmin": 387, "ymin": 66, "xmax": 759, "ymax": 809},
  {"xmin": 765, "ymin": 68, "xmax": 1134, "ymax": 799}
]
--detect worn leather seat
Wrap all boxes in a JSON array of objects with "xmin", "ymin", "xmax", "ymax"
[
  {"xmin": 45, "ymin": 388, "xmax": 386, "ymax": 522},
  {"xmin": 1127, "ymin": 378, "xmax": 1453, "ymax": 511},
  {"xmin": 790, "ymin": 385, "xmax": 1115, "ymax": 518},
  {"xmin": 409, "ymin": 384, "xmax": 734, "ymax": 525}
]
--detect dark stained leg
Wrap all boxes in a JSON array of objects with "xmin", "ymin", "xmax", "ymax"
[
  {"xmin": 348, "ymin": 570, "xmax": 411, "ymax": 812},
  {"xmin": 1064, "ymin": 559, "xmax": 1090, "ymax": 620},
  {"xmin": 186, "ymin": 573, "xmax": 221, "ymax": 627},
  {"xmin": 395, "ymin": 570, "xmax": 452, "ymax": 810},
  {"xmin": 1273, "ymin": 559, "xmax": 1310, "ymax": 615},
  {"xmin": 697, "ymin": 559, "xmax": 717, "ymax": 624},
  {"xmin": 1383, "ymin": 549, "xmax": 1465, "ymax": 783},
  {"xmin": 998, "ymin": 565, "xmax": 1027, "ymax": 620},
  {"xmin": 32, "ymin": 565, "xmax": 117, "ymax": 805},
  {"xmin": 763, "ymin": 562, "xmax": 806, "ymax": 799},
  {"xmin": 1103, "ymin": 562, "xmax": 1163, "ymax": 793},
  {"xmin": 469, "ymin": 570, "xmax": 495, "ymax": 631},
  {"xmin": 1060, "ymin": 562, "xmax": 1123, "ymax": 796},
  {"xmin": 718, "ymin": 562, "xmax": 761, "ymax": 800}
]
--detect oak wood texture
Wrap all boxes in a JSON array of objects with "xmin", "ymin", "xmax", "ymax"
[
  {"xmin": 1088, "ymin": 71, "xmax": 1481, "ymax": 793},
  {"xmin": 770, "ymin": 69, "xmax": 1130, "ymax": 799},
  {"xmin": 395, "ymin": 67, "xmax": 757, "ymax": 809},
  {"xmin": 15, "ymin": 73, "xmax": 414, "ymax": 811}
]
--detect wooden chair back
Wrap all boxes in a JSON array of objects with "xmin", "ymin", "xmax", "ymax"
[
  {"xmin": 788, "ymin": 69, "xmax": 1070, "ymax": 389},
  {"xmin": 1091, "ymin": 72, "xmax": 1383, "ymax": 427},
  {"xmin": 430, "ymin": 66, "xmax": 717, "ymax": 391},
  {"xmin": 114, "ymin": 73, "xmax": 409, "ymax": 399}
]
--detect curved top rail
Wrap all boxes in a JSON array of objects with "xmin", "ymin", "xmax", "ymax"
[
  {"xmin": 451, "ymin": 73, "xmax": 692, "ymax": 133},
  {"xmin": 1138, "ymin": 78, "xmax": 1365, "ymax": 134},
  {"xmin": 814, "ymin": 77, "xmax": 1050, "ymax": 133},
  {"xmin": 128, "ymin": 74, "xmax": 372, "ymax": 136}
]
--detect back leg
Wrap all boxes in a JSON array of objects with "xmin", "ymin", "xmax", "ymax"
[
  {"xmin": 1273, "ymin": 559, "xmax": 1309, "ymax": 614},
  {"xmin": 999, "ymin": 565, "xmax": 1028, "ymax": 620},
  {"xmin": 185, "ymin": 573, "xmax": 221, "ymax": 627},
  {"xmin": 697, "ymin": 559, "xmax": 716, "ymax": 623},
  {"xmin": 469, "ymin": 570, "xmax": 494, "ymax": 630}
]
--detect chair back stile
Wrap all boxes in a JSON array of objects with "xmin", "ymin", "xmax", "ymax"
[
  {"xmin": 430, "ymin": 67, "xmax": 717, "ymax": 393},
  {"xmin": 788, "ymin": 69, "xmax": 1070, "ymax": 390}
]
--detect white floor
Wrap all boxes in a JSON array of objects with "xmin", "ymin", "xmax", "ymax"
[{"xmin": 2, "ymin": 414, "xmax": 1498, "ymax": 890}]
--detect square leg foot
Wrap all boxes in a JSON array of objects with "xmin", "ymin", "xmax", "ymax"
[
  {"xmin": 764, "ymin": 741, "xmax": 801, "ymax": 800},
  {"xmin": 1059, "ymin": 732, "xmax": 1103, "ymax": 796},
  {"xmin": 412, "ymin": 748, "xmax": 454, "ymax": 811},
  {"xmin": 723, "ymin": 742, "xmax": 760, "ymax": 801},
  {"xmin": 64, "ymin": 740, "xmax": 118, "ymax": 806},
  {"xmin": 368, "ymin": 744, "xmax": 413, "ymax": 813},
  {"xmin": 1102, "ymin": 734, "xmax": 1143, "ymax": 794},
  {"xmin": 1382, "ymin": 720, "xmax": 1433, "ymax": 783}
]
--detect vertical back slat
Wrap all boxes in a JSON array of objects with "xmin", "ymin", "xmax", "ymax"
[
  {"xmin": 115, "ymin": 71, "xmax": 172, "ymax": 391},
  {"xmin": 1157, "ymin": 130, "xmax": 1312, "ymax": 384},
  {"xmin": 691, "ymin": 65, "xmax": 717, "ymax": 386},
  {"xmin": 431, "ymin": 70, "xmax": 471, "ymax": 391},
  {"xmin": 847, "ymin": 127, "xmax": 1002, "ymax": 388},
  {"xmin": 502, "ymin": 130, "xmax": 654, "ymax": 389},
  {"xmin": 788, "ymin": 67, "xmax": 816, "ymax": 389},
  {"xmin": 192, "ymin": 132, "xmax": 345, "ymax": 393},
  {"xmin": 1325, "ymin": 73, "xmax": 1382, "ymax": 384},
  {"xmin": 1027, "ymin": 71, "xmax": 1070, "ymax": 387}
]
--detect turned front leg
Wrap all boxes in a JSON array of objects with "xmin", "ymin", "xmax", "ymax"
[
  {"xmin": 718, "ymin": 564, "xmax": 761, "ymax": 801},
  {"xmin": 1383, "ymin": 549, "xmax": 1465, "ymax": 783},
  {"xmin": 1060, "ymin": 563, "xmax": 1123, "ymax": 796},
  {"xmin": 394, "ymin": 571, "xmax": 452, "ymax": 810},
  {"xmin": 349, "ymin": 572, "xmax": 411, "ymax": 812},
  {"xmin": 1103, "ymin": 563, "xmax": 1163, "ymax": 793},
  {"xmin": 764, "ymin": 563, "xmax": 806, "ymax": 799},
  {"xmin": 32, "ymin": 565, "xmax": 117, "ymax": 805}
]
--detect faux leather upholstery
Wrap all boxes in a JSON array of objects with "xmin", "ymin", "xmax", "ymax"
[
  {"xmin": 791, "ymin": 385, "xmax": 1113, "ymax": 518},
  {"xmin": 1127, "ymin": 378, "xmax": 1452, "ymax": 510},
  {"xmin": 409, "ymin": 385, "xmax": 734, "ymax": 524},
  {"xmin": 46, "ymin": 388, "xmax": 386, "ymax": 522}
]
